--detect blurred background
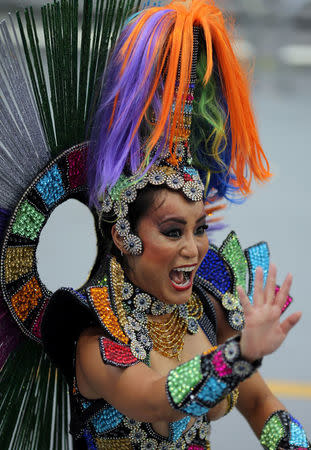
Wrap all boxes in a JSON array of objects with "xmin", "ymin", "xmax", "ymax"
[{"xmin": 1, "ymin": 0, "xmax": 311, "ymax": 448}]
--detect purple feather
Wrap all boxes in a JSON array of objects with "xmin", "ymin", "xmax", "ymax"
[{"xmin": 88, "ymin": 10, "xmax": 174, "ymax": 206}]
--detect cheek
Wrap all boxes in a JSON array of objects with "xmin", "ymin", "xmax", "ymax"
[
  {"xmin": 140, "ymin": 229, "xmax": 176, "ymax": 262},
  {"xmin": 199, "ymin": 235, "xmax": 209, "ymax": 259}
]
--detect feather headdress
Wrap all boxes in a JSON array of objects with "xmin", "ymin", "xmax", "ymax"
[{"xmin": 88, "ymin": 0, "xmax": 271, "ymax": 207}]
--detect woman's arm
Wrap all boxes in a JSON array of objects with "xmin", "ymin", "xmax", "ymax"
[
  {"xmin": 76, "ymin": 326, "xmax": 184, "ymax": 423},
  {"xmin": 237, "ymin": 371, "xmax": 286, "ymax": 437},
  {"xmin": 76, "ymin": 264, "xmax": 299, "ymax": 425},
  {"xmin": 214, "ymin": 265, "xmax": 309, "ymax": 448}
]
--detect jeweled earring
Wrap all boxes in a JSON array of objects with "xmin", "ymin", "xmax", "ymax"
[
  {"xmin": 123, "ymin": 233, "xmax": 143, "ymax": 256},
  {"xmin": 115, "ymin": 217, "xmax": 143, "ymax": 256}
]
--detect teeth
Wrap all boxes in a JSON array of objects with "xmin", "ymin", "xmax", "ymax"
[{"xmin": 175, "ymin": 266, "xmax": 196, "ymax": 272}]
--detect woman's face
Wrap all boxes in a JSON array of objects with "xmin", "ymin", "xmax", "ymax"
[{"xmin": 124, "ymin": 189, "xmax": 209, "ymax": 306}]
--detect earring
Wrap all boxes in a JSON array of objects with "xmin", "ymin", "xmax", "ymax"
[
  {"xmin": 123, "ymin": 234, "xmax": 143, "ymax": 256},
  {"xmin": 121, "ymin": 250, "xmax": 124, "ymax": 256}
]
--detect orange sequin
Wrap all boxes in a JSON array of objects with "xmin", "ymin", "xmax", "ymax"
[
  {"xmin": 166, "ymin": 153, "xmax": 182, "ymax": 167},
  {"xmin": 203, "ymin": 346, "xmax": 218, "ymax": 356},
  {"xmin": 89, "ymin": 287, "xmax": 128, "ymax": 344},
  {"xmin": 11, "ymin": 276, "xmax": 42, "ymax": 321}
]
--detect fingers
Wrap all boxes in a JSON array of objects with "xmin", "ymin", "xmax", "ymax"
[
  {"xmin": 264, "ymin": 263, "xmax": 277, "ymax": 304},
  {"xmin": 275, "ymin": 273, "xmax": 293, "ymax": 310},
  {"xmin": 280, "ymin": 311, "xmax": 301, "ymax": 335},
  {"xmin": 253, "ymin": 267, "xmax": 264, "ymax": 307},
  {"xmin": 237, "ymin": 286, "xmax": 252, "ymax": 315}
]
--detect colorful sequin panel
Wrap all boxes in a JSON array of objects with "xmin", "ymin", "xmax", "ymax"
[
  {"xmin": 166, "ymin": 336, "xmax": 261, "ymax": 417},
  {"xmin": 245, "ymin": 242, "xmax": 269, "ymax": 304},
  {"xmin": 12, "ymin": 201, "xmax": 45, "ymax": 240},
  {"xmin": 11, "ymin": 276, "xmax": 42, "ymax": 322},
  {"xmin": 36, "ymin": 164, "xmax": 65, "ymax": 208},
  {"xmin": 219, "ymin": 231, "xmax": 247, "ymax": 293},
  {"xmin": 0, "ymin": 143, "xmax": 89, "ymax": 343},
  {"xmin": 5, "ymin": 246, "xmax": 34, "ymax": 283},
  {"xmin": 67, "ymin": 147, "xmax": 88, "ymax": 189},
  {"xmin": 260, "ymin": 410, "xmax": 310, "ymax": 450},
  {"xmin": 88, "ymin": 286, "xmax": 129, "ymax": 345},
  {"xmin": 99, "ymin": 337, "xmax": 138, "ymax": 368}
]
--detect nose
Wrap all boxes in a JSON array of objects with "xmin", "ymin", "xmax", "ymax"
[{"xmin": 180, "ymin": 234, "xmax": 199, "ymax": 259}]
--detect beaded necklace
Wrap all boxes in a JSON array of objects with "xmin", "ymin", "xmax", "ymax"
[
  {"xmin": 96, "ymin": 257, "xmax": 205, "ymax": 361},
  {"xmin": 118, "ymin": 263, "xmax": 203, "ymax": 360},
  {"xmin": 147, "ymin": 293, "xmax": 203, "ymax": 360}
]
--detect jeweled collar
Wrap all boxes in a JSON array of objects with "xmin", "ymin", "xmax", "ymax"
[
  {"xmin": 113, "ymin": 257, "xmax": 201, "ymax": 332},
  {"xmin": 91, "ymin": 255, "xmax": 203, "ymax": 361}
]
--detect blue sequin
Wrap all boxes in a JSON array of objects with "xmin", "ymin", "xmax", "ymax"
[
  {"xmin": 83, "ymin": 430, "xmax": 97, "ymax": 450},
  {"xmin": 246, "ymin": 243, "xmax": 269, "ymax": 304},
  {"xmin": 197, "ymin": 248, "xmax": 232, "ymax": 294},
  {"xmin": 36, "ymin": 164, "xmax": 65, "ymax": 207},
  {"xmin": 184, "ymin": 167, "xmax": 199, "ymax": 177},
  {"xmin": 82, "ymin": 400, "xmax": 91, "ymax": 409},
  {"xmin": 289, "ymin": 422, "xmax": 309, "ymax": 447},
  {"xmin": 169, "ymin": 416, "xmax": 191, "ymax": 441},
  {"xmin": 182, "ymin": 401, "xmax": 209, "ymax": 417},
  {"xmin": 197, "ymin": 376, "xmax": 227, "ymax": 405},
  {"xmin": 91, "ymin": 406, "xmax": 124, "ymax": 433}
]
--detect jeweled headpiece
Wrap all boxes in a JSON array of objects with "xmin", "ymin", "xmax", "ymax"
[{"xmin": 88, "ymin": 0, "xmax": 271, "ymax": 254}]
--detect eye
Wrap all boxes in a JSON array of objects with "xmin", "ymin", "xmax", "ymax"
[
  {"xmin": 161, "ymin": 228, "xmax": 182, "ymax": 238},
  {"xmin": 195, "ymin": 224, "xmax": 208, "ymax": 235}
]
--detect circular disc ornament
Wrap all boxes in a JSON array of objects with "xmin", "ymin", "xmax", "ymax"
[{"xmin": 0, "ymin": 143, "xmax": 89, "ymax": 343}]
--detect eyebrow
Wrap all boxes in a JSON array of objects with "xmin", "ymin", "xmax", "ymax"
[{"xmin": 159, "ymin": 214, "xmax": 206, "ymax": 226}]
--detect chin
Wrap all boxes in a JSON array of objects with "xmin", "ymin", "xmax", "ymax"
[{"xmin": 165, "ymin": 287, "xmax": 193, "ymax": 306}]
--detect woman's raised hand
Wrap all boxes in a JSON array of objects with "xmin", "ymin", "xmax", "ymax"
[{"xmin": 238, "ymin": 264, "xmax": 301, "ymax": 362}]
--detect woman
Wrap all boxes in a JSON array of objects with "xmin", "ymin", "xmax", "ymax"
[
  {"xmin": 41, "ymin": 1, "xmax": 309, "ymax": 449},
  {"xmin": 0, "ymin": 0, "xmax": 308, "ymax": 449}
]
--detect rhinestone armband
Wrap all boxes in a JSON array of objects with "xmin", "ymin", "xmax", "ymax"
[
  {"xmin": 166, "ymin": 335, "xmax": 261, "ymax": 417},
  {"xmin": 260, "ymin": 410, "xmax": 310, "ymax": 450}
]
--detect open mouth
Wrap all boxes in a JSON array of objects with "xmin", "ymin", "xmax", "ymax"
[{"xmin": 169, "ymin": 265, "xmax": 196, "ymax": 291}]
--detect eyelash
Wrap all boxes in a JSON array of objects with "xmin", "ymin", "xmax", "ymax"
[{"xmin": 162, "ymin": 224, "xmax": 208, "ymax": 238}]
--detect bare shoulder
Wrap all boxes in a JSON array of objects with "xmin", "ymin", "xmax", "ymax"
[{"xmin": 75, "ymin": 327, "xmax": 113, "ymax": 399}]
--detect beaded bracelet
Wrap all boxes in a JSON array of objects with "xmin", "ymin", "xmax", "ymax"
[
  {"xmin": 166, "ymin": 335, "xmax": 261, "ymax": 417},
  {"xmin": 260, "ymin": 410, "xmax": 310, "ymax": 449}
]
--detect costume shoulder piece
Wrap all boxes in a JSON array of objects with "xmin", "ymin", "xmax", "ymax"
[{"xmin": 196, "ymin": 231, "xmax": 293, "ymax": 331}]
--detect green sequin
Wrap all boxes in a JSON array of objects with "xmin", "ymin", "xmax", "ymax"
[
  {"xmin": 167, "ymin": 355, "xmax": 203, "ymax": 405},
  {"xmin": 220, "ymin": 233, "xmax": 247, "ymax": 293},
  {"xmin": 12, "ymin": 201, "xmax": 45, "ymax": 240},
  {"xmin": 110, "ymin": 175, "xmax": 130, "ymax": 201},
  {"xmin": 260, "ymin": 415, "xmax": 285, "ymax": 450}
]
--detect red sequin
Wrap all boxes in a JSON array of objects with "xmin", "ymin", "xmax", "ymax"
[
  {"xmin": 67, "ymin": 146, "xmax": 88, "ymax": 189},
  {"xmin": 184, "ymin": 173, "xmax": 193, "ymax": 182},
  {"xmin": 99, "ymin": 337, "xmax": 138, "ymax": 367},
  {"xmin": 31, "ymin": 298, "xmax": 49, "ymax": 339}
]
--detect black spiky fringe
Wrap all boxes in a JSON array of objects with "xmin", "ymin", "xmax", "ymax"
[
  {"xmin": 0, "ymin": 338, "xmax": 71, "ymax": 450},
  {"xmin": 17, "ymin": 0, "xmax": 140, "ymax": 157}
]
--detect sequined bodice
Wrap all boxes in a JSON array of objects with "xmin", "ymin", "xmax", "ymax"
[{"xmin": 71, "ymin": 381, "xmax": 212, "ymax": 449}]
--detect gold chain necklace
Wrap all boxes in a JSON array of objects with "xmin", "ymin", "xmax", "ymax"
[{"xmin": 147, "ymin": 293, "xmax": 203, "ymax": 360}]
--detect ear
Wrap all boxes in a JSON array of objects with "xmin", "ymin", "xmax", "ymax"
[{"xmin": 111, "ymin": 224, "xmax": 126, "ymax": 254}]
